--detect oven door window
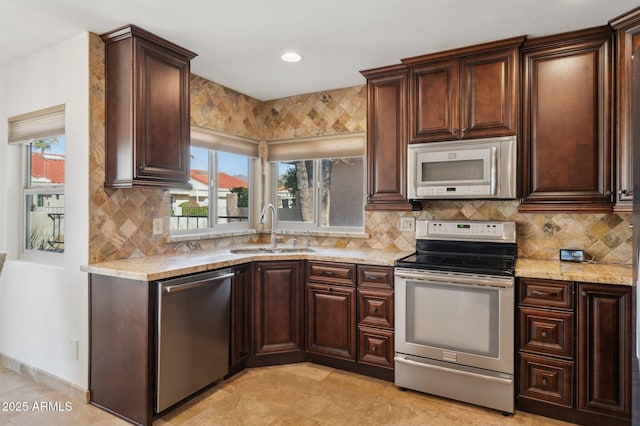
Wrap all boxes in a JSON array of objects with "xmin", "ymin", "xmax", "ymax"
[{"xmin": 406, "ymin": 280, "xmax": 499, "ymax": 357}]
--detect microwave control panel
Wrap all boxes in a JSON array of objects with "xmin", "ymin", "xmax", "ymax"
[{"xmin": 416, "ymin": 185, "xmax": 493, "ymax": 197}]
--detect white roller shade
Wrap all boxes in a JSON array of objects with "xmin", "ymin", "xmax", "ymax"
[
  {"xmin": 191, "ymin": 125, "xmax": 260, "ymax": 158},
  {"xmin": 267, "ymin": 132, "xmax": 365, "ymax": 161},
  {"xmin": 8, "ymin": 104, "xmax": 65, "ymax": 143}
]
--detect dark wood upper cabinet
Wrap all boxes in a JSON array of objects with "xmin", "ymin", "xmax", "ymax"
[
  {"xmin": 519, "ymin": 26, "xmax": 614, "ymax": 213},
  {"xmin": 101, "ymin": 25, "xmax": 197, "ymax": 189},
  {"xmin": 360, "ymin": 65, "xmax": 411, "ymax": 210},
  {"xmin": 402, "ymin": 36, "xmax": 524, "ymax": 143},
  {"xmin": 610, "ymin": 7, "xmax": 640, "ymax": 211}
]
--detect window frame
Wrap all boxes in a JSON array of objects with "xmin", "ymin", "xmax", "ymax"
[
  {"xmin": 169, "ymin": 132, "xmax": 259, "ymax": 237},
  {"xmin": 269, "ymin": 155, "xmax": 365, "ymax": 234},
  {"xmin": 21, "ymin": 137, "xmax": 66, "ymax": 257}
]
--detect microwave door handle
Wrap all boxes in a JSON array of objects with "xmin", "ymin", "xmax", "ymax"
[{"xmin": 490, "ymin": 146, "xmax": 498, "ymax": 195}]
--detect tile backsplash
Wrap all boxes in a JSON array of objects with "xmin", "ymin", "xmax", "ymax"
[{"xmin": 88, "ymin": 33, "xmax": 631, "ymax": 265}]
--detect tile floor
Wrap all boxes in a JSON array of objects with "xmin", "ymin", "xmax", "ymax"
[{"xmin": 0, "ymin": 363, "xmax": 573, "ymax": 425}]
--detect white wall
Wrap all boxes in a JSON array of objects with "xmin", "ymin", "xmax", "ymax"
[{"xmin": 0, "ymin": 32, "xmax": 90, "ymax": 389}]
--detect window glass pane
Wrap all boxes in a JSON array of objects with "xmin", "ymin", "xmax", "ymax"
[
  {"xmin": 277, "ymin": 160, "xmax": 314, "ymax": 223},
  {"xmin": 25, "ymin": 193, "xmax": 65, "ymax": 253},
  {"xmin": 29, "ymin": 137, "xmax": 65, "ymax": 186},
  {"xmin": 319, "ymin": 158, "xmax": 364, "ymax": 227},
  {"xmin": 216, "ymin": 152, "xmax": 250, "ymax": 224},
  {"xmin": 170, "ymin": 146, "xmax": 210, "ymax": 231}
]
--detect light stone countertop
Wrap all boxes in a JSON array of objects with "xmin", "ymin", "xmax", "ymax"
[
  {"xmin": 82, "ymin": 246, "xmax": 633, "ymax": 286},
  {"xmin": 82, "ymin": 246, "xmax": 414, "ymax": 282},
  {"xmin": 515, "ymin": 258, "xmax": 632, "ymax": 286}
]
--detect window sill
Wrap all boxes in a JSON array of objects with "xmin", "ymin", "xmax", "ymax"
[
  {"xmin": 167, "ymin": 229, "xmax": 259, "ymax": 244},
  {"xmin": 166, "ymin": 228, "xmax": 370, "ymax": 244}
]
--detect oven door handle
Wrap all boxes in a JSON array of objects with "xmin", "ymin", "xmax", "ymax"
[
  {"xmin": 394, "ymin": 270, "xmax": 513, "ymax": 288},
  {"xmin": 394, "ymin": 356, "xmax": 513, "ymax": 385}
]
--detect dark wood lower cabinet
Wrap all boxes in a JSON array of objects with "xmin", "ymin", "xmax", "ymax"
[
  {"xmin": 305, "ymin": 283, "xmax": 356, "ymax": 360},
  {"xmin": 252, "ymin": 261, "xmax": 304, "ymax": 361},
  {"xmin": 516, "ymin": 278, "xmax": 632, "ymax": 425},
  {"xmin": 577, "ymin": 283, "xmax": 632, "ymax": 420},
  {"xmin": 89, "ymin": 275, "xmax": 155, "ymax": 426},
  {"xmin": 230, "ymin": 263, "xmax": 252, "ymax": 373}
]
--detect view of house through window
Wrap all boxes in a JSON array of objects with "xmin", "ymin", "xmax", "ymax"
[
  {"xmin": 24, "ymin": 136, "xmax": 66, "ymax": 253},
  {"xmin": 276, "ymin": 157, "xmax": 364, "ymax": 229},
  {"xmin": 170, "ymin": 146, "xmax": 251, "ymax": 232}
]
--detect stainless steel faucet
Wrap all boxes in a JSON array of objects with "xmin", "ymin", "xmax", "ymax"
[{"xmin": 259, "ymin": 203, "xmax": 278, "ymax": 248}]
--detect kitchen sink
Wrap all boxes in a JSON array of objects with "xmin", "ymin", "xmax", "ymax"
[{"xmin": 230, "ymin": 247, "xmax": 314, "ymax": 254}]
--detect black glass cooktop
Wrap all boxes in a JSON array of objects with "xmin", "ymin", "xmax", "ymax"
[{"xmin": 395, "ymin": 239, "xmax": 516, "ymax": 277}]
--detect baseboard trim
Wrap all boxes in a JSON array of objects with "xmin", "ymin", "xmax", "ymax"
[{"xmin": 0, "ymin": 352, "xmax": 89, "ymax": 403}]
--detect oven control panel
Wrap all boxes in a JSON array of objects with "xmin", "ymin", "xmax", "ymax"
[{"xmin": 416, "ymin": 220, "xmax": 516, "ymax": 243}]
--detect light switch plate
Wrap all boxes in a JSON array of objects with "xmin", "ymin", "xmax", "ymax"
[{"xmin": 399, "ymin": 217, "xmax": 415, "ymax": 232}]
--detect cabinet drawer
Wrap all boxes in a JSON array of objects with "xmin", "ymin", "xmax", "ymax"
[
  {"xmin": 306, "ymin": 261, "xmax": 356, "ymax": 286},
  {"xmin": 358, "ymin": 326, "xmax": 394, "ymax": 369},
  {"xmin": 519, "ymin": 353, "xmax": 574, "ymax": 407},
  {"xmin": 519, "ymin": 278, "xmax": 574, "ymax": 309},
  {"xmin": 358, "ymin": 265, "xmax": 393, "ymax": 289},
  {"xmin": 519, "ymin": 307, "xmax": 573, "ymax": 359},
  {"xmin": 358, "ymin": 289, "xmax": 393, "ymax": 328}
]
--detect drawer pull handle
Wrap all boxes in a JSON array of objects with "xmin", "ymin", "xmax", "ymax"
[
  {"xmin": 532, "ymin": 290, "xmax": 559, "ymax": 297},
  {"xmin": 542, "ymin": 378, "xmax": 548, "ymax": 386},
  {"xmin": 364, "ymin": 274, "xmax": 379, "ymax": 281},
  {"xmin": 322, "ymin": 271, "xmax": 337, "ymax": 277},
  {"xmin": 541, "ymin": 331, "xmax": 548, "ymax": 338}
]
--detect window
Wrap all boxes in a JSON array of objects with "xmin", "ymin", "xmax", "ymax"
[
  {"xmin": 169, "ymin": 127, "xmax": 258, "ymax": 234},
  {"xmin": 8, "ymin": 105, "xmax": 66, "ymax": 255},
  {"xmin": 24, "ymin": 138, "xmax": 66, "ymax": 252},
  {"xmin": 274, "ymin": 157, "xmax": 364, "ymax": 230},
  {"xmin": 268, "ymin": 133, "xmax": 365, "ymax": 233}
]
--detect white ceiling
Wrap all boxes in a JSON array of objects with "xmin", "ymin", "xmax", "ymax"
[{"xmin": 1, "ymin": 0, "xmax": 638, "ymax": 101}]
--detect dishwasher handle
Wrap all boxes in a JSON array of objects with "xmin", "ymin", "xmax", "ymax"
[{"xmin": 163, "ymin": 272, "xmax": 234, "ymax": 293}]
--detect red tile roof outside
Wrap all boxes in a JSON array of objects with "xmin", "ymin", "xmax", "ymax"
[
  {"xmin": 30, "ymin": 153, "xmax": 65, "ymax": 184},
  {"xmin": 190, "ymin": 169, "xmax": 248, "ymax": 189}
]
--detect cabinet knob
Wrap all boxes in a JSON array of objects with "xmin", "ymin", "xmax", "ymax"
[
  {"xmin": 372, "ymin": 346, "xmax": 377, "ymax": 352},
  {"xmin": 328, "ymin": 287, "xmax": 333, "ymax": 292},
  {"xmin": 581, "ymin": 290, "xmax": 587, "ymax": 297},
  {"xmin": 372, "ymin": 307, "xmax": 379, "ymax": 313},
  {"xmin": 541, "ymin": 330, "xmax": 548, "ymax": 338},
  {"xmin": 541, "ymin": 377, "xmax": 548, "ymax": 386}
]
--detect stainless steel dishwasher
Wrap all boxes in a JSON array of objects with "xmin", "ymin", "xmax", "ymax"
[{"xmin": 155, "ymin": 268, "xmax": 232, "ymax": 413}]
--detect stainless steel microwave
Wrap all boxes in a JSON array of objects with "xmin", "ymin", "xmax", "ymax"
[{"xmin": 407, "ymin": 136, "xmax": 517, "ymax": 200}]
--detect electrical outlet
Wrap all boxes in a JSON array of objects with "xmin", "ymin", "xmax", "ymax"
[
  {"xmin": 153, "ymin": 218, "xmax": 163, "ymax": 235},
  {"xmin": 399, "ymin": 216, "xmax": 415, "ymax": 232},
  {"xmin": 69, "ymin": 338, "xmax": 79, "ymax": 360}
]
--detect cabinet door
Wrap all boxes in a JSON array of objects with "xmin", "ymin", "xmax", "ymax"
[
  {"xmin": 408, "ymin": 58, "xmax": 459, "ymax": 142},
  {"xmin": 231, "ymin": 263, "xmax": 252, "ymax": 367},
  {"xmin": 362, "ymin": 65, "xmax": 411, "ymax": 210},
  {"xmin": 305, "ymin": 283, "xmax": 356, "ymax": 360},
  {"xmin": 133, "ymin": 38, "xmax": 192, "ymax": 186},
  {"xmin": 460, "ymin": 48, "xmax": 518, "ymax": 140},
  {"xmin": 520, "ymin": 27, "xmax": 613, "ymax": 212},
  {"xmin": 253, "ymin": 261, "xmax": 303, "ymax": 355},
  {"xmin": 611, "ymin": 10, "xmax": 640, "ymax": 210},
  {"xmin": 577, "ymin": 283, "xmax": 631, "ymax": 419}
]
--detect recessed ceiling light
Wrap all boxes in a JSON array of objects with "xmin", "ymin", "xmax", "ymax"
[{"xmin": 281, "ymin": 51, "xmax": 302, "ymax": 63}]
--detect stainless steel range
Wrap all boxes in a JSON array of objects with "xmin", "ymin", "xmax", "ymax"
[{"xmin": 394, "ymin": 219, "xmax": 516, "ymax": 414}]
